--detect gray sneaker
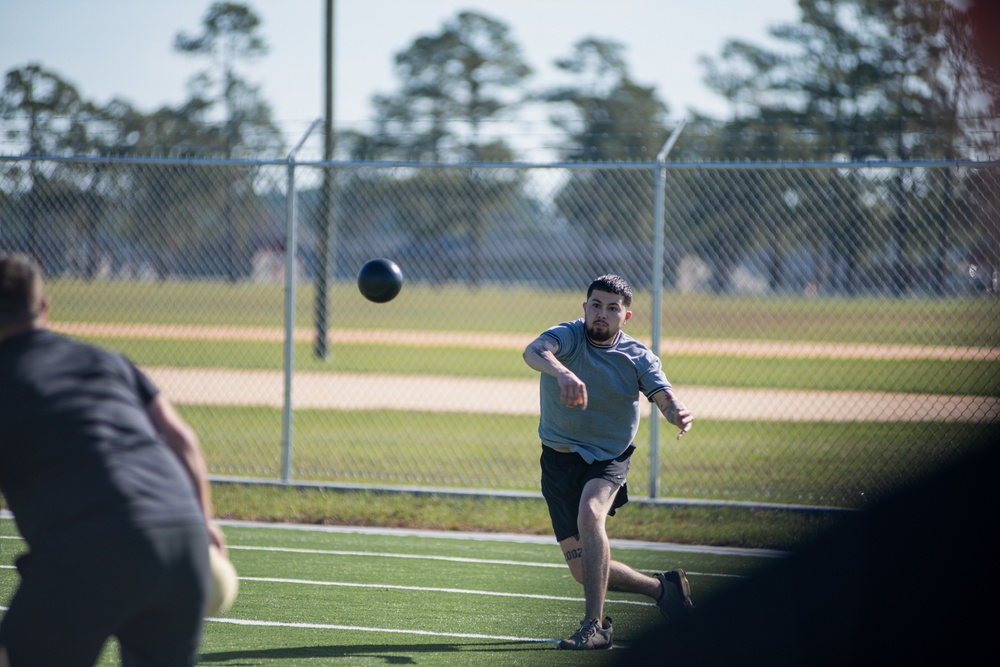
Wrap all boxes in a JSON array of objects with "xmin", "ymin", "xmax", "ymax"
[
  {"xmin": 557, "ymin": 616, "xmax": 613, "ymax": 650},
  {"xmin": 655, "ymin": 569, "xmax": 694, "ymax": 620}
]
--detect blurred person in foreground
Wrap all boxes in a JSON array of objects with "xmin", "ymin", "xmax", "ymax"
[
  {"xmin": 0, "ymin": 253, "xmax": 225, "ymax": 667},
  {"xmin": 523, "ymin": 274, "xmax": 695, "ymax": 650}
]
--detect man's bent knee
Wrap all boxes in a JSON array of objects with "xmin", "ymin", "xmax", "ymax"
[{"xmin": 578, "ymin": 479, "xmax": 618, "ymax": 522}]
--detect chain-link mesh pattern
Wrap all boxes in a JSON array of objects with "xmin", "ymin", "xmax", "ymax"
[{"xmin": 1, "ymin": 156, "xmax": 997, "ymax": 508}]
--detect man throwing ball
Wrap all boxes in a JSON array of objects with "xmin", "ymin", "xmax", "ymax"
[
  {"xmin": 0, "ymin": 253, "xmax": 225, "ymax": 666},
  {"xmin": 523, "ymin": 274, "xmax": 694, "ymax": 650}
]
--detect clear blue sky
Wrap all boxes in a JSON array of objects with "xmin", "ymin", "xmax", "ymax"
[{"xmin": 1, "ymin": 0, "xmax": 800, "ymax": 157}]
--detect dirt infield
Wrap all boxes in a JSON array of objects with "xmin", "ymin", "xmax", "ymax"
[
  {"xmin": 52, "ymin": 322, "xmax": 1000, "ymax": 423},
  {"xmin": 146, "ymin": 366, "xmax": 1000, "ymax": 422}
]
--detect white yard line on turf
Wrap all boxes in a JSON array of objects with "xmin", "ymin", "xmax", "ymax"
[
  {"xmin": 1, "ymin": 602, "xmax": 564, "ymax": 645},
  {"xmin": 206, "ymin": 616, "xmax": 557, "ymax": 643},
  {"xmin": 2, "ymin": 605, "xmax": 555, "ymax": 643},
  {"xmin": 241, "ymin": 575, "xmax": 654, "ymax": 606},
  {"xmin": 228, "ymin": 545, "xmax": 744, "ymax": 580},
  {"xmin": 2, "ymin": 512, "xmax": 784, "ymax": 564},
  {"xmin": 229, "ymin": 544, "xmax": 567, "ymax": 569}
]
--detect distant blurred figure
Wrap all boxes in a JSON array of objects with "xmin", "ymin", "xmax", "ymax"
[{"xmin": 0, "ymin": 253, "xmax": 225, "ymax": 667}]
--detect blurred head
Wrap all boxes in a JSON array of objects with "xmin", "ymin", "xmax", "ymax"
[
  {"xmin": 583, "ymin": 274, "xmax": 633, "ymax": 343},
  {"xmin": 0, "ymin": 253, "xmax": 48, "ymax": 340}
]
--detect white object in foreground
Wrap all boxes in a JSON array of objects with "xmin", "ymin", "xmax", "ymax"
[{"xmin": 207, "ymin": 544, "xmax": 239, "ymax": 616}]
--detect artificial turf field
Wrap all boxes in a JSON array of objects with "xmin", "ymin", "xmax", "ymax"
[{"xmin": 0, "ymin": 516, "xmax": 780, "ymax": 666}]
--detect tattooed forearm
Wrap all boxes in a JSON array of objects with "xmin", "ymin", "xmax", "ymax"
[{"xmin": 528, "ymin": 341, "xmax": 549, "ymax": 357}]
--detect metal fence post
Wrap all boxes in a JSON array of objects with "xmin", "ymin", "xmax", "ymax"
[
  {"xmin": 281, "ymin": 119, "xmax": 323, "ymax": 483},
  {"xmin": 649, "ymin": 121, "xmax": 685, "ymax": 498}
]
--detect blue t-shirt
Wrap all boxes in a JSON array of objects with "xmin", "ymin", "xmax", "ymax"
[{"xmin": 537, "ymin": 319, "xmax": 671, "ymax": 463}]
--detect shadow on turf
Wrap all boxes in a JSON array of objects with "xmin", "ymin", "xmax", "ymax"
[{"xmin": 199, "ymin": 641, "xmax": 555, "ymax": 664}]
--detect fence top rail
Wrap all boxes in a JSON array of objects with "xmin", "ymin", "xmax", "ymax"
[{"xmin": 2, "ymin": 153, "xmax": 999, "ymax": 171}]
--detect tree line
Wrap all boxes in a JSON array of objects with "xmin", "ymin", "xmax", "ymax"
[
  {"xmin": 4, "ymin": 1, "xmax": 995, "ymax": 162},
  {"xmin": 1, "ymin": 1, "xmax": 997, "ymax": 294}
]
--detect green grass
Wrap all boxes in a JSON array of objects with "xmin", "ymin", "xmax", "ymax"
[
  {"xmin": 75, "ymin": 335, "xmax": 1000, "ymax": 396},
  {"xmin": 0, "ymin": 483, "xmax": 837, "ymax": 551},
  {"xmin": 206, "ymin": 484, "xmax": 842, "ymax": 550},
  {"xmin": 177, "ymin": 405, "xmax": 992, "ymax": 509},
  {"xmin": 1, "ymin": 517, "xmax": 787, "ymax": 665},
  {"xmin": 48, "ymin": 278, "xmax": 1000, "ymax": 346}
]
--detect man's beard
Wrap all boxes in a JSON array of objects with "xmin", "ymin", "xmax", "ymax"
[{"xmin": 586, "ymin": 322, "xmax": 615, "ymax": 343}]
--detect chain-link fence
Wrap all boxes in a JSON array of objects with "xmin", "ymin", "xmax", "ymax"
[{"xmin": 1, "ymin": 154, "xmax": 997, "ymax": 509}]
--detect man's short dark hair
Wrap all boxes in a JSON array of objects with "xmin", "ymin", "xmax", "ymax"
[
  {"xmin": 587, "ymin": 274, "xmax": 632, "ymax": 307},
  {"xmin": 0, "ymin": 253, "xmax": 45, "ymax": 324}
]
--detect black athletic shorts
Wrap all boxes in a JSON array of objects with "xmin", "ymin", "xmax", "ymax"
[
  {"xmin": 0, "ymin": 518, "xmax": 211, "ymax": 667},
  {"xmin": 540, "ymin": 444, "xmax": 634, "ymax": 542}
]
